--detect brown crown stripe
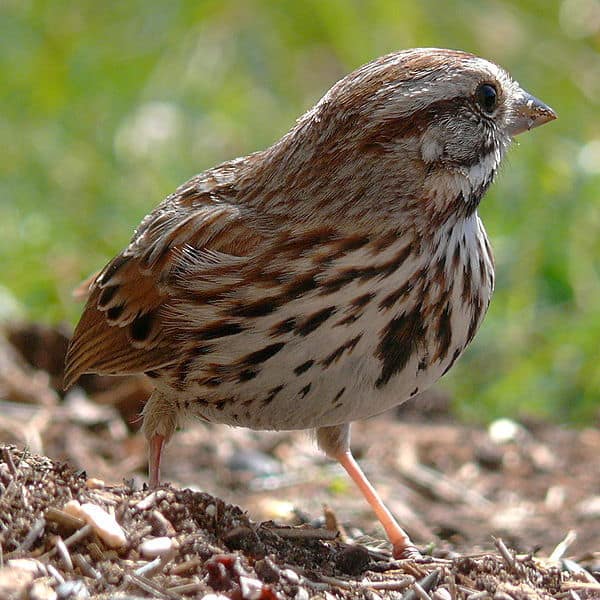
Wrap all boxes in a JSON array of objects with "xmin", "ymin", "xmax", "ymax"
[
  {"xmin": 296, "ymin": 306, "xmax": 337, "ymax": 336},
  {"xmin": 375, "ymin": 306, "xmax": 425, "ymax": 388},
  {"xmin": 321, "ymin": 334, "xmax": 363, "ymax": 368},
  {"xmin": 363, "ymin": 96, "xmax": 466, "ymax": 147}
]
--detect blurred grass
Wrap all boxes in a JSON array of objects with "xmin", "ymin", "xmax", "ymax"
[{"xmin": 1, "ymin": 0, "xmax": 599, "ymax": 423}]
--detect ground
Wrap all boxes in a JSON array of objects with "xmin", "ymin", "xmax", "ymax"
[{"xmin": 1, "ymin": 322, "xmax": 599, "ymax": 599}]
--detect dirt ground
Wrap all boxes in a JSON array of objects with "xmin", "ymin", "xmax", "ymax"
[{"xmin": 1, "ymin": 322, "xmax": 600, "ymax": 599}]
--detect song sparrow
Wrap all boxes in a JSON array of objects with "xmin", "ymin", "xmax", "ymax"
[{"xmin": 64, "ymin": 48, "xmax": 555, "ymax": 558}]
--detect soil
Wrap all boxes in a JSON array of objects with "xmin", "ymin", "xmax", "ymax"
[{"xmin": 1, "ymin": 321, "xmax": 599, "ymax": 599}]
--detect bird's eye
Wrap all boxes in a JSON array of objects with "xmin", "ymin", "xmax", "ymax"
[{"xmin": 476, "ymin": 83, "xmax": 498, "ymax": 113}]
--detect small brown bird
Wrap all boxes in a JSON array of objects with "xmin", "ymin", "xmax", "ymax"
[{"xmin": 64, "ymin": 48, "xmax": 555, "ymax": 558}]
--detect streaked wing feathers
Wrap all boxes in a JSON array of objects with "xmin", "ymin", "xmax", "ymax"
[{"xmin": 64, "ymin": 190, "xmax": 265, "ymax": 388}]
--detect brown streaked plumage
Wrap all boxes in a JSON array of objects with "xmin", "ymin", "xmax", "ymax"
[{"xmin": 64, "ymin": 48, "xmax": 556, "ymax": 558}]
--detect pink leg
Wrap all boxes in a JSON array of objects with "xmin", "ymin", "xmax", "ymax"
[
  {"xmin": 336, "ymin": 450, "xmax": 420, "ymax": 559},
  {"xmin": 148, "ymin": 434, "xmax": 165, "ymax": 488}
]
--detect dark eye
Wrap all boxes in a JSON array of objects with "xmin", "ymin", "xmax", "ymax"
[{"xmin": 476, "ymin": 83, "xmax": 498, "ymax": 113}]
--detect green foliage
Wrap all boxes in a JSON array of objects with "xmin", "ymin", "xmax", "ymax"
[{"xmin": 1, "ymin": 0, "xmax": 598, "ymax": 422}]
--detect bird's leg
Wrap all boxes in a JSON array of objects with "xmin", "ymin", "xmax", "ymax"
[
  {"xmin": 142, "ymin": 390, "xmax": 178, "ymax": 488},
  {"xmin": 148, "ymin": 434, "xmax": 165, "ymax": 488},
  {"xmin": 316, "ymin": 424, "xmax": 420, "ymax": 559}
]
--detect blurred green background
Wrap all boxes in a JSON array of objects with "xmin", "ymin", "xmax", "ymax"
[{"xmin": 1, "ymin": 0, "xmax": 599, "ymax": 423}]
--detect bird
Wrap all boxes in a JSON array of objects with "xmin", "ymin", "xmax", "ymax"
[{"xmin": 64, "ymin": 48, "xmax": 556, "ymax": 558}]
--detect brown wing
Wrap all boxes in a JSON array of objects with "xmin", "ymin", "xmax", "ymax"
[{"xmin": 64, "ymin": 181, "xmax": 266, "ymax": 389}]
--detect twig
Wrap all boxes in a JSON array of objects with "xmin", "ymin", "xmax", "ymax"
[
  {"xmin": 550, "ymin": 530, "xmax": 577, "ymax": 561},
  {"xmin": 39, "ymin": 524, "xmax": 94, "ymax": 561},
  {"xmin": 17, "ymin": 517, "xmax": 46, "ymax": 552},
  {"xmin": 493, "ymin": 538, "xmax": 518, "ymax": 574},
  {"xmin": 2, "ymin": 446, "xmax": 18, "ymax": 477},
  {"xmin": 265, "ymin": 526, "xmax": 338, "ymax": 540}
]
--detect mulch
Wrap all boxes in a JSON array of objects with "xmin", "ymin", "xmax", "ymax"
[{"xmin": 1, "ymin": 321, "xmax": 600, "ymax": 599}]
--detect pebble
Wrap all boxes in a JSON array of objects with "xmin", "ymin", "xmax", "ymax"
[
  {"xmin": 29, "ymin": 581, "xmax": 58, "ymax": 600},
  {"xmin": 7, "ymin": 558, "xmax": 46, "ymax": 576},
  {"xmin": 576, "ymin": 495, "xmax": 600, "ymax": 518},
  {"xmin": 85, "ymin": 478, "xmax": 105, "ymax": 489},
  {"xmin": 281, "ymin": 568, "xmax": 300, "ymax": 585},
  {"xmin": 488, "ymin": 418, "xmax": 523, "ymax": 444},
  {"xmin": 139, "ymin": 536, "xmax": 174, "ymax": 558},
  {"xmin": 63, "ymin": 500, "xmax": 126, "ymax": 548},
  {"xmin": 205, "ymin": 503, "xmax": 217, "ymax": 517},
  {"xmin": 55, "ymin": 579, "xmax": 90, "ymax": 599},
  {"xmin": 239, "ymin": 575, "xmax": 264, "ymax": 600}
]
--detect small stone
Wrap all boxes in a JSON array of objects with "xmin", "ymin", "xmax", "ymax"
[
  {"xmin": 239, "ymin": 575, "xmax": 264, "ymax": 600},
  {"xmin": 139, "ymin": 536, "xmax": 174, "ymax": 558},
  {"xmin": 205, "ymin": 503, "xmax": 217, "ymax": 517},
  {"xmin": 227, "ymin": 449, "xmax": 282, "ymax": 477},
  {"xmin": 577, "ymin": 496, "xmax": 600, "ymax": 519},
  {"xmin": 295, "ymin": 588, "xmax": 309, "ymax": 600},
  {"xmin": 85, "ymin": 478, "xmax": 105, "ymax": 489},
  {"xmin": 29, "ymin": 581, "xmax": 58, "ymax": 600},
  {"xmin": 63, "ymin": 500, "xmax": 126, "ymax": 548},
  {"xmin": 7, "ymin": 558, "xmax": 45, "ymax": 576},
  {"xmin": 432, "ymin": 589, "xmax": 452, "ymax": 600},
  {"xmin": 488, "ymin": 418, "xmax": 523, "ymax": 444},
  {"xmin": 55, "ymin": 579, "xmax": 90, "ymax": 600},
  {"xmin": 0, "ymin": 566, "xmax": 34, "ymax": 600},
  {"xmin": 281, "ymin": 568, "xmax": 300, "ymax": 585}
]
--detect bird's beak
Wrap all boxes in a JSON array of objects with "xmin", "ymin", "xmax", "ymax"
[{"xmin": 507, "ymin": 90, "xmax": 557, "ymax": 136}]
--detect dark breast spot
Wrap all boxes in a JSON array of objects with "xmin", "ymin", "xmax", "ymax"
[
  {"xmin": 378, "ymin": 282, "xmax": 412, "ymax": 311},
  {"xmin": 332, "ymin": 387, "xmax": 346, "ymax": 404},
  {"xmin": 238, "ymin": 369, "xmax": 258, "ymax": 382},
  {"xmin": 375, "ymin": 307, "xmax": 425, "ymax": 388},
  {"xmin": 351, "ymin": 292, "xmax": 375, "ymax": 308},
  {"xmin": 270, "ymin": 317, "xmax": 297, "ymax": 337},
  {"xmin": 442, "ymin": 347, "xmax": 462, "ymax": 376},
  {"xmin": 296, "ymin": 306, "xmax": 336, "ymax": 336},
  {"xmin": 231, "ymin": 297, "xmax": 279, "ymax": 318},
  {"xmin": 294, "ymin": 360, "xmax": 314, "ymax": 376},
  {"xmin": 196, "ymin": 321, "xmax": 244, "ymax": 340},
  {"xmin": 299, "ymin": 383, "xmax": 311, "ymax": 398},
  {"xmin": 241, "ymin": 342, "xmax": 285, "ymax": 366},
  {"xmin": 321, "ymin": 335, "xmax": 362, "ymax": 368},
  {"xmin": 262, "ymin": 384, "xmax": 284, "ymax": 406},
  {"xmin": 433, "ymin": 303, "xmax": 452, "ymax": 362}
]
